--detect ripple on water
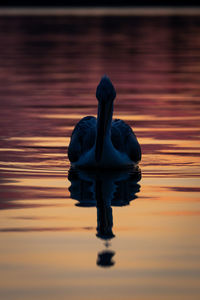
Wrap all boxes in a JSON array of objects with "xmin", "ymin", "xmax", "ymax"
[{"xmin": 0, "ymin": 14, "xmax": 200, "ymax": 300}]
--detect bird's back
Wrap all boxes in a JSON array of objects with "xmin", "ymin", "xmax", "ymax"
[
  {"xmin": 68, "ymin": 116, "xmax": 97, "ymax": 163},
  {"xmin": 111, "ymin": 119, "xmax": 141, "ymax": 163}
]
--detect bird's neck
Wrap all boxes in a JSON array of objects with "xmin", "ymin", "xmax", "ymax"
[
  {"xmin": 95, "ymin": 101, "xmax": 113, "ymax": 163},
  {"xmin": 97, "ymin": 101, "xmax": 113, "ymax": 137}
]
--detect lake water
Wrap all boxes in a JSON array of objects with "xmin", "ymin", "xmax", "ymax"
[{"xmin": 0, "ymin": 12, "xmax": 200, "ymax": 300}]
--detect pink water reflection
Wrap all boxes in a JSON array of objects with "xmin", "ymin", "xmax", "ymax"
[{"xmin": 0, "ymin": 14, "xmax": 200, "ymax": 300}]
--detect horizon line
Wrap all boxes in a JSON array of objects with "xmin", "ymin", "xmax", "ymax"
[{"xmin": 1, "ymin": 6, "xmax": 200, "ymax": 16}]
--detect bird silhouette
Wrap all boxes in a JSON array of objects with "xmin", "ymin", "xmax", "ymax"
[{"xmin": 68, "ymin": 75, "xmax": 141, "ymax": 168}]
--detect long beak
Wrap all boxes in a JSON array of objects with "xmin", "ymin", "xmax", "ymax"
[{"xmin": 95, "ymin": 101, "xmax": 112, "ymax": 163}]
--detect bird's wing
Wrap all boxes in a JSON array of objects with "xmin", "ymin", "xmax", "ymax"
[
  {"xmin": 111, "ymin": 119, "xmax": 141, "ymax": 162},
  {"xmin": 68, "ymin": 116, "xmax": 97, "ymax": 163}
]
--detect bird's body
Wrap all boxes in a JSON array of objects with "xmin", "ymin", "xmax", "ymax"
[{"xmin": 68, "ymin": 76, "xmax": 141, "ymax": 169}]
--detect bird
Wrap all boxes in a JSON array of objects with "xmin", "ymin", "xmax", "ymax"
[{"xmin": 68, "ymin": 75, "xmax": 141, "ymax": 169}]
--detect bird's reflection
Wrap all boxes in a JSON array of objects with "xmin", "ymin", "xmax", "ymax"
[
  {"xmin": 68, "ymin": 167, "xmax": 141, "ymax": 268},
  {"xmin": 97, "ymin": 250, "xmax": 115, "ymax": 268}
]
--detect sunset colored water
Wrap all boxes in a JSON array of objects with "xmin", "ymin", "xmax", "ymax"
[{"xmin": 0, "ymin": 12, "xmax": 200, "ymax": 300}]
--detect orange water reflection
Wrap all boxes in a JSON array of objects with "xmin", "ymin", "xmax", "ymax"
[{"xmin": 0, "ymin": 13, "xmax": 200, "ymax": 300}]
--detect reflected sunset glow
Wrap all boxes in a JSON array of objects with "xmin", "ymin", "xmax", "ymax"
[{"xmin": 0, "ymin": 11, "xmax": 200, "ymax": 300}]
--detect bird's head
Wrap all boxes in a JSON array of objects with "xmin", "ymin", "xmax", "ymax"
[{"xmin": 96, "ymin": 75, "xmax": 116, "ymax": 103}]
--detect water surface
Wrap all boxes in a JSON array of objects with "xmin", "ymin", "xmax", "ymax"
[{"xmin": 0, "ymin": 14, "xmax": 200, "ymax": 300}]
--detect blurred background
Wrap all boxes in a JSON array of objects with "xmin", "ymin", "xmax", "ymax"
[{"xmin": 0, "ymin": 3, "xmax": 200, "ymax": 300}]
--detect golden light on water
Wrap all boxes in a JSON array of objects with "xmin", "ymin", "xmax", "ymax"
[{"xmin": 0, "ymin": 10, "xmax": 200, "ymax": 300}]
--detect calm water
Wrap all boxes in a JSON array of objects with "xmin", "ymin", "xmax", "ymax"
[{"xmin": 0, "ymin": 13, "xmax": 200, "ymax": 300}]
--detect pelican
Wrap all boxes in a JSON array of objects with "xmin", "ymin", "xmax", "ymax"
[{"xmin": 68, "ymin": 75, "xmax": 141, "ymax": 168}]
